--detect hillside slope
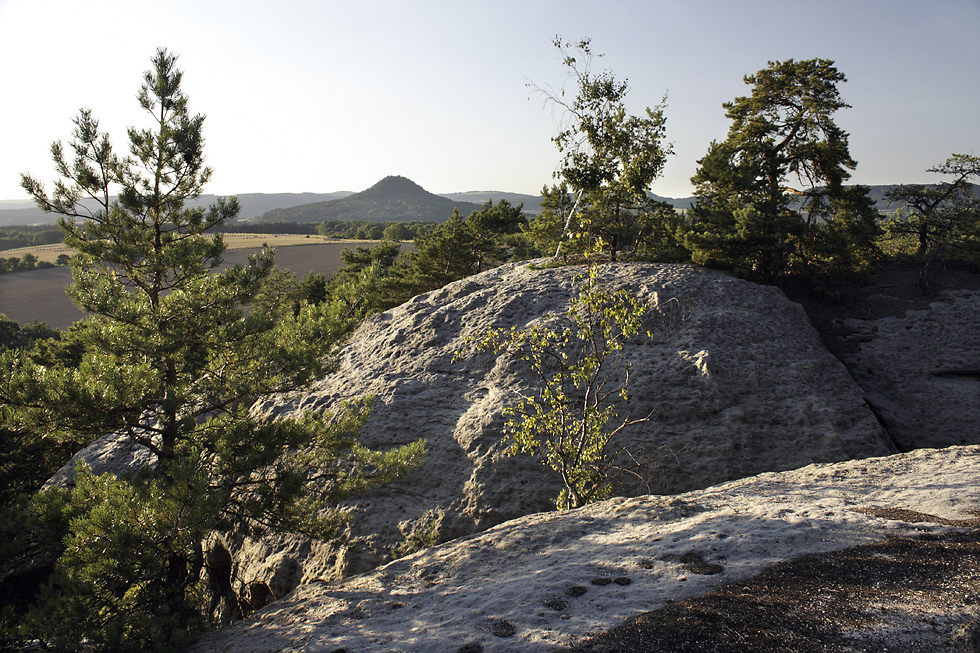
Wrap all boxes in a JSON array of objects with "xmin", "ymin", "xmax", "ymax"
[
  {"xmin": 259, "ymin": 175, "xmax": 482, "ymax": 223},
  {"xmin": 0, "ymin": 192, "xmax": 354, "ymax": 226},
  {"xmin": 441, "ymin": 190, "xmax": 544, "ymax": 215}
]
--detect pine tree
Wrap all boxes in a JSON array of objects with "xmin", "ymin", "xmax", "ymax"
[
  {"xmin": 4, "ymin": 48, "xmax": 423, "ymax": 649},
  {"xmin": 392, "ymin": 209, "xmax": 482, "ymax": 294},
  {"xmin": 884, "ymin": 154, "xmax": 980, "ymax": 258},
  {"xmin": 684, "ymin": 59, "xmax": 867, "ymax": 277}
]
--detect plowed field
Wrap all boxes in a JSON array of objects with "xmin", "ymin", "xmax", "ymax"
[{"xmin": 0, "ymin": 240, "xmax": 400, "ymax": 329}]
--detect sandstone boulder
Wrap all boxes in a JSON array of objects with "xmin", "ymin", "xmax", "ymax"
[
  {"xmin": 43, "ymin": 431, "xmax": 157, "ymax": 489},
  {"xmin": 239, "ymin": 262, "xmax": 892, "ymax": 588}
]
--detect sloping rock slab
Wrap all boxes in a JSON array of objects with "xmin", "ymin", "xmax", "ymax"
[
  {"xmin": 244, "ymin": 262, "xmax": 891, "ymax": 585},
  {"xmin": 837, "ymin": 289, "xmax": 980, "ymax": 450},
  {"xmin": 192, "ymin": 445, "xmax": 980, "ymax": 652}
]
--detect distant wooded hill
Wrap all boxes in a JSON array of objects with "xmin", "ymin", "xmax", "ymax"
[
  {"xmin": 0, "ymin": 192, "xmax": 355, "ymax": 226},
  {"xmin": 259, "ymin": 176, "xmax": 483, "ymax": 224},
  {"xmin": 4, "ymin": 180, "xmax": 976, "ymax": 227},
  {"xmin": 442, "ymin": 191, "xmax": 544, "ymax": 215}
]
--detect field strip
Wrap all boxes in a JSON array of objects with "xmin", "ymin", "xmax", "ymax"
[{"xmin": 0, "ymin": 234, "xmax": 381, "ymax": 263}]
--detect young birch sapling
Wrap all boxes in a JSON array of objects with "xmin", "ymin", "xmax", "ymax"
[{"xmin": 463, "ymin": 265, "xmax": 656, "ymax": 510}]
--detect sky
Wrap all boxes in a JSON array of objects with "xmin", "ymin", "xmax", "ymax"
[{"xmin": 1, "ymin": 0, "xmax": 978, "ymax": 201}]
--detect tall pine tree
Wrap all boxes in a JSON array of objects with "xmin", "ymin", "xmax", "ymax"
[
  {"xmin": 684, "ymin": 59, "xmax": 877, "ymax": 277},
  {"xmin": 5, "ymin": 49, "xmax": 423, "ymax": 649}
]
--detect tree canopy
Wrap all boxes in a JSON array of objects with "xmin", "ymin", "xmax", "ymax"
[
  {"xmin": 462, "ymin": 265, "xmax": 656, "ymax": 510},
  {"xmin": 884, "ymin": 153, "xmax": 980, "ymax": 258},
  {"xmin": 683, "ymin": 58, "xmax": 879, "ymax": 277},
  {"xmin": 539, "ymin": 37, "xmax": 673, "ymax": 261}
]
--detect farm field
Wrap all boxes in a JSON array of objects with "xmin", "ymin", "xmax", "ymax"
[
  {"xmin": 0, "ymin": 239, "xmax": 401, "ymax": 330},
  {"xmin": 0, "ymin": 233, "xmax": 360, "ymax": 264}
]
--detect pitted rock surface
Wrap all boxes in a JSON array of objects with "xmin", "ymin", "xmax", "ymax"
[
  {"xmin": 239, "ymin": 261, "xmax": 891, "ymax": 588},
  {"xmin": 192, "ymin": 446, "xmax": 980, "ymax": 652}
]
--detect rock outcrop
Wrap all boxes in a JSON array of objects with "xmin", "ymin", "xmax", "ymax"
[
  {"xmin": 238, "ymin": 262, "xmax": 892, "ymax": 590},
  {"xmin": 45, "ymin": 260, "xmax": 980, "ymax": 648},
  {"xmin": 192, "ymin": 445, "xmax": 980, "ymax": 652},
  {"xmin": 43, "ymin": 431, "xmax": 158, "ymax": 489},
  {"xmin": 833, "ymin": 289, "xmax": 980, "ymax": 451}
]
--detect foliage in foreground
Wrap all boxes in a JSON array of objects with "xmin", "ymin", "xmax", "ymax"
[{"xmin": 461, "ymin": 265, "xmax": 659, "ymax": 510}]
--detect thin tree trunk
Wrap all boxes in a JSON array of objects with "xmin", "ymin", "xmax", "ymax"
[{"xmin": 553, "ymin": 189, "xmax": 585, "ymax": 260}]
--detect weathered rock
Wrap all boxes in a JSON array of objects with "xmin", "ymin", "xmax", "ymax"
[
  {"xmin": 835, "ymin": 289, "xmax": 980, "ymax": 451},
  {"xmin": 192, "ymin": 445, "xmax": 980, "ymax": 652},
  {"xmin": 44, "ymin": 431, "xmax": 157, "ymax": 489},
  {"xmin": 239, "ymin": 262, "xmax": 892, "ymax": 588}
]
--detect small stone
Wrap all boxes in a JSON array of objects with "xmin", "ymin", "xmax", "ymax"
[
  {"xmin": 567, "ymin": 585, "xmax": 588, "ymax": 597},
  {"xmin": 613, "ymin": 576, "xmax": 632, "ymax": 586},
  {"xmin": 679, "ymin": 551, "xmax": 724, "ymax": 575},
  {"xmin": 457, "ymin": 644, "xmax": 483, "ymax": 653},
  {"xmin": 544, "ymin": 598, "xmax": 569, "ymax": 611},
  {"xmin": 490, "ymin": 619, "xmax": 516, "ymax": 638},
  {"xmin": 590, "ymin": 577, "xmax": 612, "ymax": 586}
]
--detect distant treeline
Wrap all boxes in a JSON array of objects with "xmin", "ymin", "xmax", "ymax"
[
  {"xmin": 0, "ymin": 226, "xmax": 71, "ymax": 275},
  {"xmin": 215, "ymin": 220, "xmax": 437, "ymax": 240},
  {"xmin": 212, "ymin": 221, "xmax": 319, "ymax": 235},
  {"xmin": 2, "ymin": 220, "xmax": 437, "ymax": 254},
  {"xmin": 0, "ymin": 225, "xmax": 63, "ymax": 250},
  {"xmin": 0, "ymin": 253, "xmax": 69, "ymax": 274},
  {"xmin": 315, "ymin": 220, "xmax": 436, "ymax": 240}
]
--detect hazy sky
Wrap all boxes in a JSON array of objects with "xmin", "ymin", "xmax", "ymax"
[{"xmin": 1, "ymin": 0, "xmax": 978, "ymax": 201}]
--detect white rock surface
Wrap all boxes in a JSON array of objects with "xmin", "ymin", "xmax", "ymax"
[
  {"xmin": 241, "ymin": 262, "xmax": 892, "ymax": 588},
  {"xmin": 192, "ymin": 445, "xmax": 980, "ymax": 652}
]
